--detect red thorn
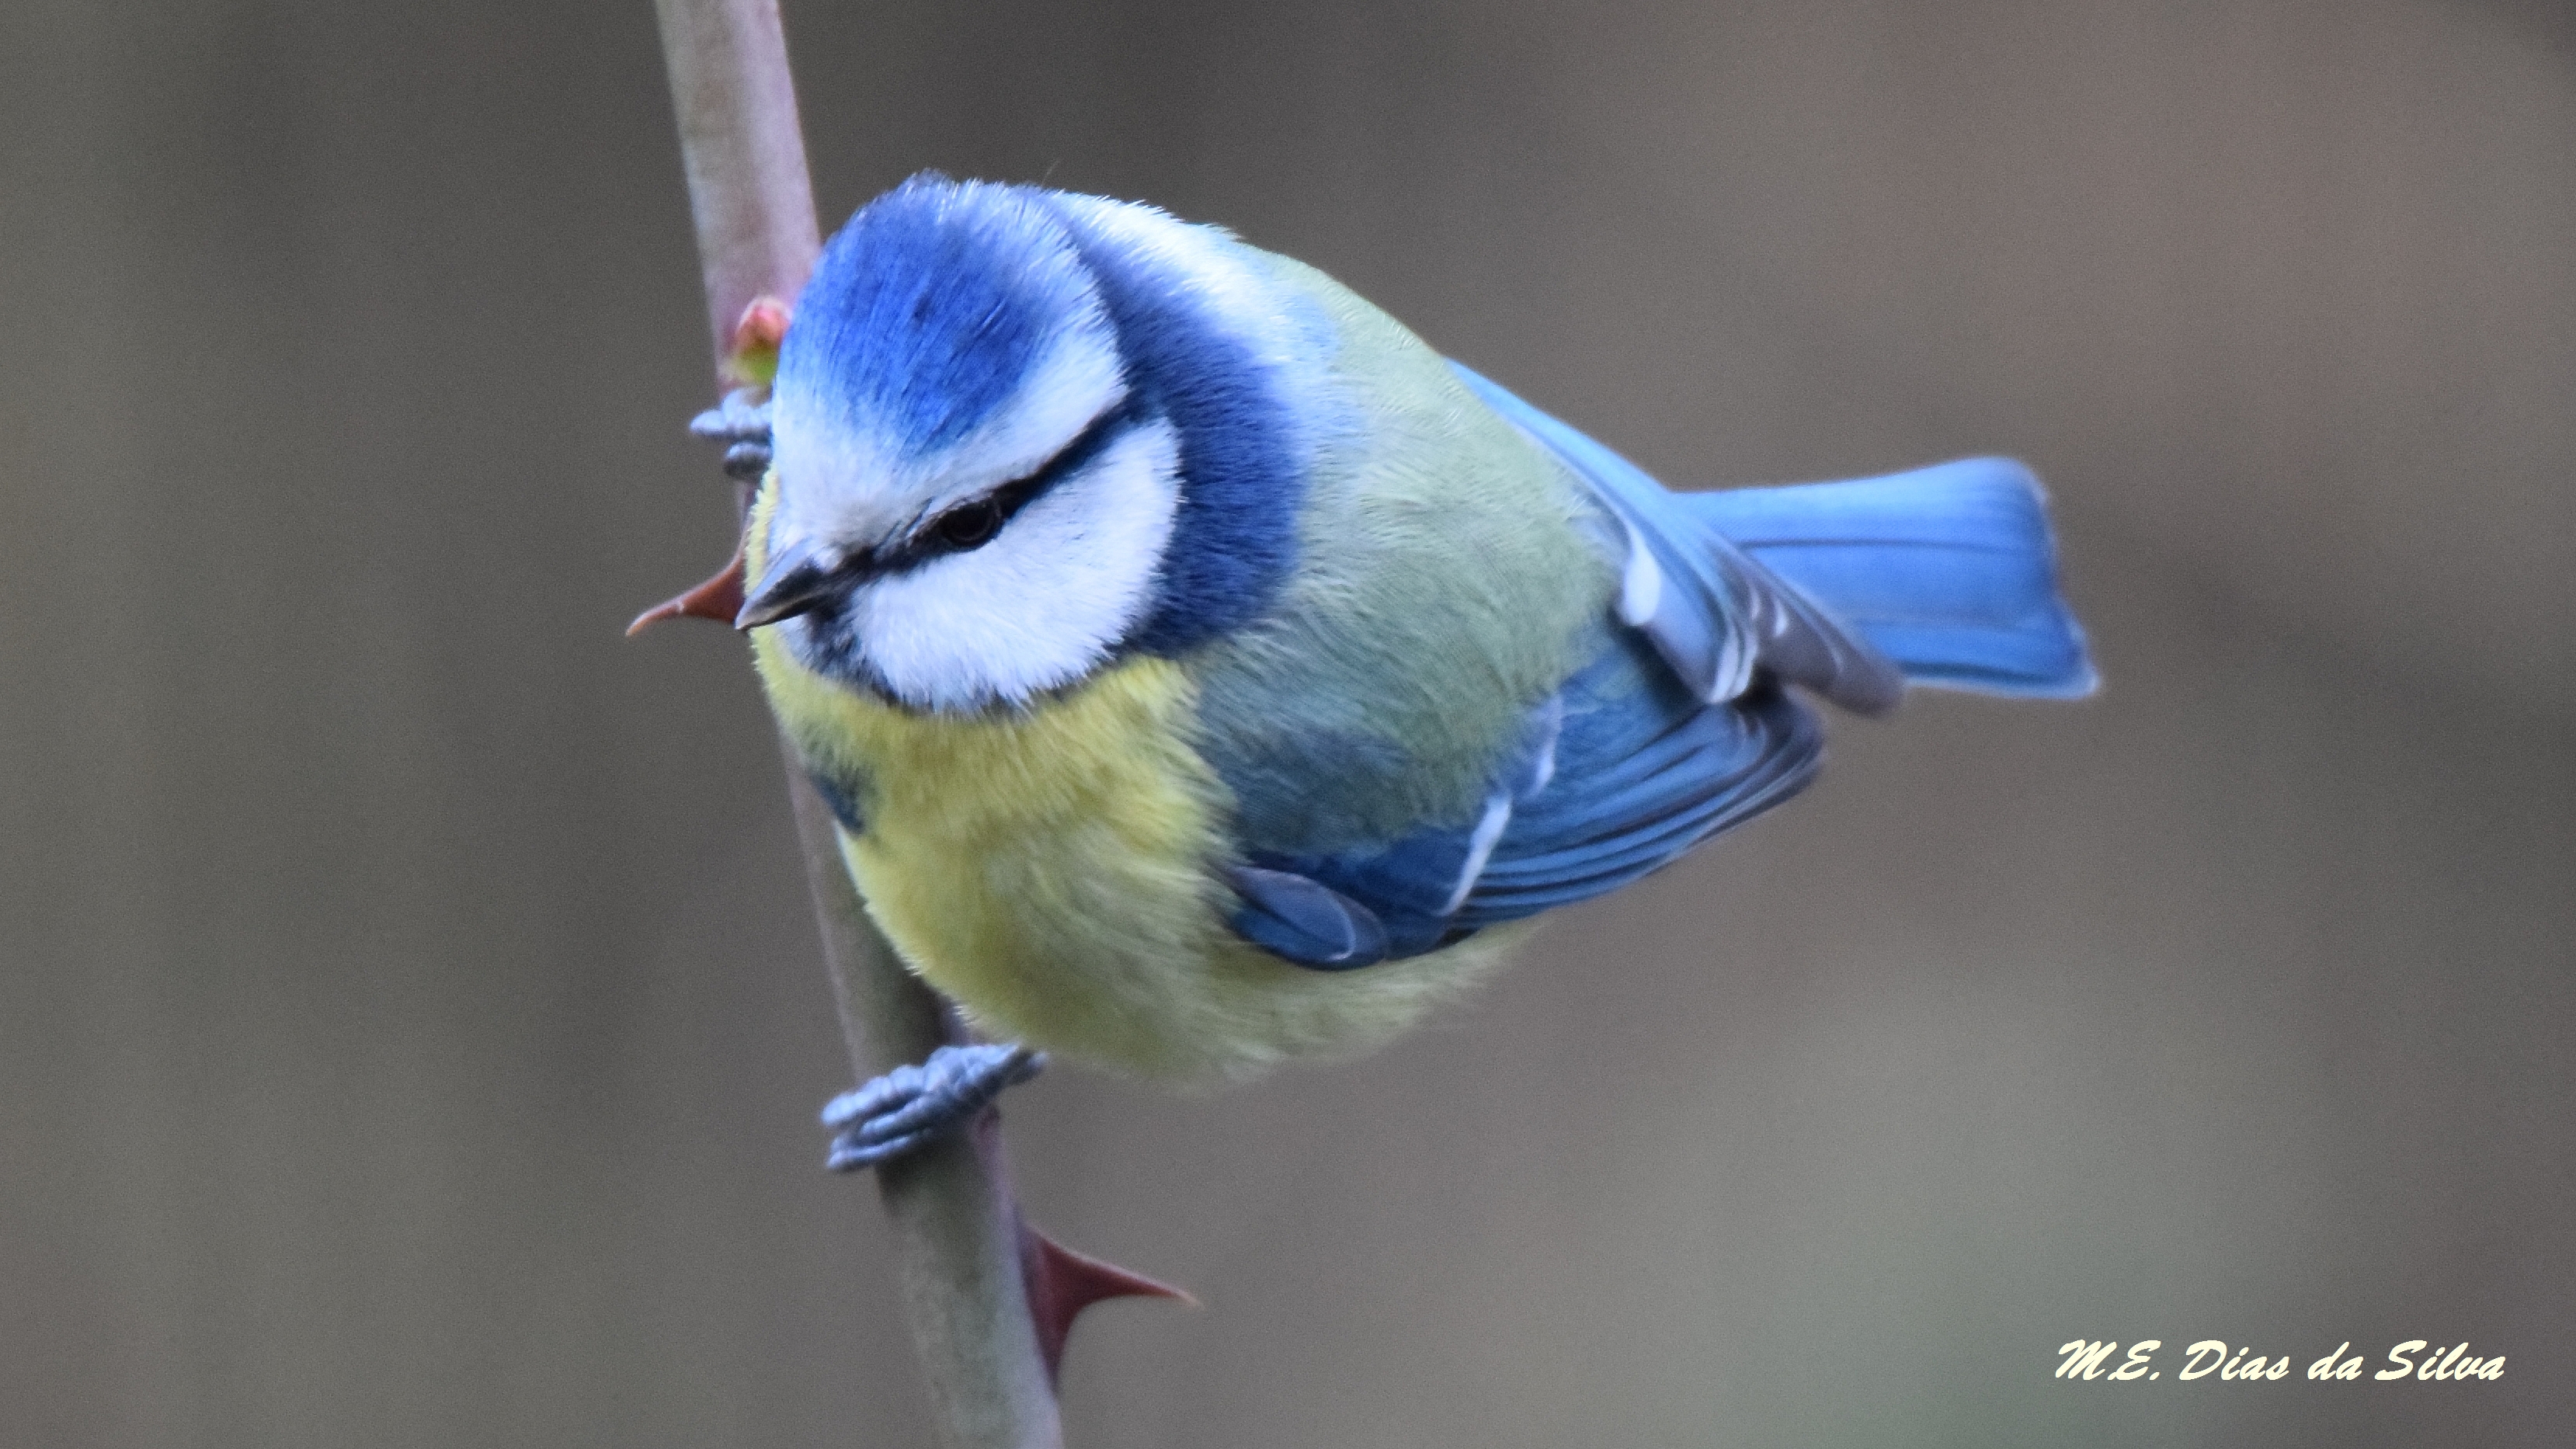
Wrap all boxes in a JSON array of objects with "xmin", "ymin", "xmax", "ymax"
[
  {"xmin": 1018, "ymin": 1219, "xmax": 1194, "ymax": 1381},
  {"xmin": 625, "ymin": 541, "xmax": 748, "ymax": 636}
]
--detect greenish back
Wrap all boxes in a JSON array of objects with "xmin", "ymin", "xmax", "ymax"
[{"xmin": 1185, "ymin": 254, "xmax": 1617, "ymax": 857}]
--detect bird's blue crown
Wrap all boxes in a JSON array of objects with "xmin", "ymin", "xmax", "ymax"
[
  {"xmin": 758, "ymin": 174, "xmax": 1316, "ymax": 712},
  {"xmin": 780, "ymin": 175, "xmax": 1093, "ymax": 460}
]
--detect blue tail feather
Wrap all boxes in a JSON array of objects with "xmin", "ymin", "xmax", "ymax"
[{"xmin": 1676, "ymin": 458, "xmax": 2098, "ymax": 698}]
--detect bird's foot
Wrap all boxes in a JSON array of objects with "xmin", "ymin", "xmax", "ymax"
[
  {"xmin": 821, "ymin": 1042, "xmax": 1045, "ymax": 1171},
  {"xmin": 689, "ymin": 387, "xmax": 773, "ymax": 481}
]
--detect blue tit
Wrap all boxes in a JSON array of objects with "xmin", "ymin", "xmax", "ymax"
[{"xmin": 674, "ymin": 172, "xmax": 2094, "ymax": 1167}]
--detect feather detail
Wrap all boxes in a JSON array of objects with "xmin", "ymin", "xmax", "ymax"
[
  {"xmin": 1678, "ymin": 459, "xmax": 2098, "ymax": 698},
  {"xmin": 1452, "ymin": 362, "xmax": 1906, "ymax": 716},
  {"xmin": 1225, "ymin": 865, "xmax": 1391, "ymax": 968}
]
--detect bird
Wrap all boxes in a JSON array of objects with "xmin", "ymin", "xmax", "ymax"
[{"xmin": 642, "ymin": 171, "xmax": 2096, "ymax": 1173}]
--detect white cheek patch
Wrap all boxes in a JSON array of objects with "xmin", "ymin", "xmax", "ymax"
[{"xmin": 852, "ymin": 419, "xmax": 1183, "ymax": 711}]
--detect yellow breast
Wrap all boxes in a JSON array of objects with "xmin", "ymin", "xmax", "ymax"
[{"xmin": 749, "ymin": 633, "xmax": 1520, "ymax": 1083}]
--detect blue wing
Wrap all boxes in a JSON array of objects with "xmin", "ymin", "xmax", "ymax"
[
  {"xmin": 1462, "ymin": 652, "xmax": 1821, "ymax": 923},
  {"xmin": 1226, "ymin": 367, "xmax": 2093, "ymax": 967},
  {"xmin": 1228, "ymin": 366, "xmax": 1858, "ymax": 965},
  {"xmin": 1450, "ymin": 363, "xmax": 1906, "ymax": 717},
  {"xmin": 1238, "ymin": 617, "xmax": 1827, "ymax": 962}
]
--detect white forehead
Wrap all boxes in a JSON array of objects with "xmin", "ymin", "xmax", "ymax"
[{"xmin": 768, "ymin": 311, "xmax": 1128, "ymax": 554}]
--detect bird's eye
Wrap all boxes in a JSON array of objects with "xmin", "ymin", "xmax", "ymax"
[{"xmin": 934, "ymin": 499, "xmax": 1003, "ymax": 551}]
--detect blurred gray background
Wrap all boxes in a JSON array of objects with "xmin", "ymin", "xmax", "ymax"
[{"xmin": 4, "ymin": 0, "xmax": 2570, "ymax": 1444}]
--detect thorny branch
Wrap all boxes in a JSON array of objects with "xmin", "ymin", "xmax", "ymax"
[{"xmin": 647, "ymin": 2, "xmax": 1066, "ymax": 1444}]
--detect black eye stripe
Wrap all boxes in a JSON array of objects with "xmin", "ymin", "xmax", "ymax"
[
  {"xmin": 804, "ymin": 400, "xmax": 1150, "ymax": 586},
  {"xmin": 902, "ymin": 398, "xmax": 1145, "ymax": 564}
]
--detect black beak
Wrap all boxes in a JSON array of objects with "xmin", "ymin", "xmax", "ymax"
[{"xmin": 734, "ymin": 536, "xmax": 846, "ymax": 630}]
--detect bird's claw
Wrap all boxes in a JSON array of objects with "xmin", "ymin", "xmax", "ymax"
[
  {"xmin": 690, "ymin": 387, "xmax": 773, "ymax": 481},
  {"xmin": 820, "ymin": 1042, "xmax": 1045, "ymax": 1171}
]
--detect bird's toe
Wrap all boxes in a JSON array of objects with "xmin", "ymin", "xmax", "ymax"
[
  {"xmin": 818, "ymin": 1042, "xmax": 1044, "ymax": 1172},
  {"xmin": 689, "ymin": 387, "xmax": 774, "ymax": 481}
]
